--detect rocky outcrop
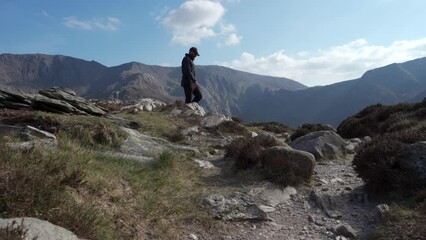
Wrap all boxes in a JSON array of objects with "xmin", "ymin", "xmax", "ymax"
[
  {"xmin": 0, "ymin": 87, "xmax": 106, "ymax": 116},
  {"xmin": 202, "ymin": 192, "xmax": 267, "ymax": 221},
  {"xmin": 201, "ymin": 112, "xmax": 232, "ymax": 128},
  {"xmin": 0, "ymin": 217, "xmax": 78, "ymax": 240},
  {"xmin": 0, "ymin": 124, "xmax": 58, "ymax": 150},
  {"xmin": 290, "ymin": 131, "xmax": 347, "ymax": 161}
]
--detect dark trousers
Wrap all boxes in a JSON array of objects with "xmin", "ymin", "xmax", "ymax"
[{"xmin": 183, "ymin": 85, "xmax": 202, "ymax": 103}]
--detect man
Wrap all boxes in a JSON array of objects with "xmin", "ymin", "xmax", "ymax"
[{"xmin": 181, "ymin": 47, "xmax": 202, "ymax": 103}]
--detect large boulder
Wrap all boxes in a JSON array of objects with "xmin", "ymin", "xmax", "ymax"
[
  {"xmin": 261, "ymin": 146, "xmax": 316, "ymax": 185},
  {"xmin": 397, "ymin": 141, "xmax": 426, "ymax": 185},
  {"xmin": 290, "ymin": 131, "xmax": 347, "ymax": 161},
  {"xmin": 0, "ymin": 217, "xmax": 78, "ymax": 240},
  {"xmin": 202, "ymin": 192, "xmax": 267, "ymax": 221}
]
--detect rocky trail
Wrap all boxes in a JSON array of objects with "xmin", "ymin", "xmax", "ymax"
[{"xmin": 197, "ymin": 153, "xmax": 377, "ymax": 240}]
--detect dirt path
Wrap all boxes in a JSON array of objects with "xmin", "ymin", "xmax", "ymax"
[{"xmin": 198, "ymin": 153, "xmax": 378, "ymax": 240}]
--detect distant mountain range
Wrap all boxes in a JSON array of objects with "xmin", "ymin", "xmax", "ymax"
[{"xmin": 1, "ymin": 53, "xmax": 426, "ymax": 127}]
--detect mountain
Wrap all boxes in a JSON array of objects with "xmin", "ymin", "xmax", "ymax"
[
  {"xmin": 1, "ymin": 53, "xmax": 426, "ymax": 127},
  {"xmin": 235, "ymin": 57, "xmax": 426, "ymax": 126},
  {"xmin": 0, "ymin": 54, "xmax": 306, "ymax": 116}
]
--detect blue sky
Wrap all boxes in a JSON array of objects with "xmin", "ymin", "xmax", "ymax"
[{"xmin": 1, "ymin": 0, "xmax": 426, "ymax": 86}]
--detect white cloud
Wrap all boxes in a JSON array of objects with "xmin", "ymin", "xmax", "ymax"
[
  {"xmin": 159, "ymin": 0, "xmax": 241, "ymax": 46},
  {"xmin": 220, "ymin": 38, "xmax": 426, "ymax": 86},
  {"xmin": 63, "ymin": 16, "xmax": 121, "ymax": 31},
  {"xmin": 225, "ymin": 33, "xmax": 242, "ymax": 45}
]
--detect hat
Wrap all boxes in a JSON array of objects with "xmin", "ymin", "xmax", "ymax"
[{"xmin": 189, "ymin": 47, "xmax": 200, "ymax": 56}]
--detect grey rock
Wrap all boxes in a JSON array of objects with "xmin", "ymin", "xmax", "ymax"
[
  {"xmin": 250, "ymin": 184, "xmax": 297, "ymax": 207},
  {"xmin": 194, "ymin": 159, "xmax": 216, "ymax": 169},
  {"xmin": 201, "ymin": 112, "xmax": 232, "ymax": 128},
  {"xmin": 261, "ymin": 146, "xmax": 316, "ymax": 183},
  {"xmin": 184, "ymin": 102, "xmax": 206, "ymax": 117},
  {"xmin": 311, "ymin": 189, "xmax": 337, "ymax": 211},
  {"xmin": 202, "ymin": 192, "xmax": 267, "ymax": 221},
  {"xmin": 334, "ymin": 224, "xmax": 357, "ymax": 238},
  {"xmin": 326, "ymin": 210, "xmax": 343, "ymax": 219},
  {"xmin": 290, "ymin": 131, "xmax": 347, "ymax": 161},
  {"xmin": 255, "ymin": 133, "xmax": 288, "ymax": 147},
  {"xmin": 0, "ymin": 217, "xmax": 78, "ymax": 240},
  {"xmin": 121, "ymin": 98, "xmax": 166, "ymax": 113}
]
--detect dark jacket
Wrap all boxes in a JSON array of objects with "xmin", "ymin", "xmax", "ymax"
[{"xmin": 181, "ymin": 54, "xmax": 196, "ymax": 87}]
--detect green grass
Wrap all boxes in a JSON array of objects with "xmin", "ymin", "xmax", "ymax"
[{"xmin": 119, "ymin": 111, "xmax": 190, "ymax": 139}]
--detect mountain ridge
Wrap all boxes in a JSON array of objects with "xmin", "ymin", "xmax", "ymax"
[{"xmin": 1, "ymin": 53, "xmax": 426, "ymax": 127}]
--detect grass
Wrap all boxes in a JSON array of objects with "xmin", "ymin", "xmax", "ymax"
[
  {"xmin": 119, "ymin": 110, "xmax": 190, "ymax": 139},
  {"xmin": 0, "ymin": 109, "xmax": 259, "ymax": 239}
]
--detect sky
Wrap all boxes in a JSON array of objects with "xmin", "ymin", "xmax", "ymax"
[{"xmin": 1, "ymin": 0, "xmax": 426, "ymax": 86}]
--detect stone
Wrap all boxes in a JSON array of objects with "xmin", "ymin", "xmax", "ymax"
[
  {"xmin": 326, "ymin": 210, "xmax": 342, "ymax": 219},
  {"xmin": 121, "ymin": 98, "xmax": 166, "ymax": 113},
  {"xmin": 259, "ymin": 205, "xmax": 276, "ymax": 213},
  {"xmin": 0, "ymin": 217, "xmax": 78, "ymax": 240},
  {"xmin": 251, "ymin": 131, "xmax": 259, "ymax": 137},
  {"xmin": 202, "ymin": 192, "xmax": 267, "ymax": 221},
  {"xmin": 194, "ymin": 159, "xmax": 216, "ymax": 169},
  {"xmin": 397, "ymin": 141, "xmax": 426, "ymax": 184},
  {"xmin": 250, "ymin": 184, "xmax": 297, "ymax": 207},
  {"xmin": 375, "ymin": 204, "xmax": 390, "ymax": 223},
  {"xmin": 201, "ymin": 112, "xmax": 232, "ymax": 128},
  {"xmin": 310, "ymin": 190, "xmax": 337, "ymax": 211},
  {"xmin": 1, "ymin": 124, "xmax": 58, "ymax": 150},
  {"xmin": 184, "ymin": 102, "xmax": 206, "ymax": 117},
  {"xmin": 334, "ymin": 224, "xmax": 357, "ymax": 238},
  {"xmin": 261, "ymin": 146, "xmax": 316, "ymax": 183},
  {"xmin": 189, "ymin": 233, "xmax": 198, "ymax": 240},
  {"xmin": 290, "ymin": 131, "xmax": 347, "ymax": 161}
]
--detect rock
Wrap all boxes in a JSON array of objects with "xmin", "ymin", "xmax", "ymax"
[
  {"xmin": 0, "ymin": 87, "xmax": 107, "ymax": 116},
  {"xmin": 311, "ymin": 189, "xmax": 337, "ymax": 211},
  {"xmin": 261, "ymin": 146, "xmax": 316, "ymax": 184},
  {"xmin": 397, "ymin": 141, "xmax": 426, "ymax": 184},
  {"xmin": 326, "ymin": 210, "xmax": 343, "ymax": 219},
  {"xmin": 308, "ymin": 215, "xmax": 315, "ymax": 222},
  {"xmin": 290, "ymin": 131, "xmax": 347, "ymax": 161},
  {"xmin": 250, "ymin": 184, "xmax": 297, "ymax": 207},
  {"xmin": 194, "ymin": 159, "xmax": 216, "ymax": 169},
  {"xmin": 38, "ymin": 87, "xmax": 106, "ymax": 115},
  {"xmin": 0, "ymin": 124, "xmax": 58, "ymax": 150},
  {"xmin": 119, "ymin": 127, "xmax": 199, "ymax": 158},
  {"xmin": 363, "ymin": 136, "xmax": 372, "ymax": 142},
  {"xmin": 201, "ymin": 112, "xmax": 232, "ymax": 128},
  {"xmin": 375, "ymin": 204, "xmax": 390, "ymax": 223},
  {"xmin": 184, "ymin": 102, "xmax": 206, "ymax": 117},
  {"xmin": 182, "ymin": 126, "xmax": 200, "ymax": 136},
  {"xmin": 259, "ymin": 205, "xmax": 276, "ymax": 213},
  {"xmin": 251, "ymin": 131, "xmax": 259, "ymax": 137},
  {"xmin": 189, "ymin": 233, "xmax": 198, "ymax": 240},
  {"xmin": 202, "ymin": 192, "xmax": 267, "ymax": 221},
  {"xmin": 0, "ymin": 217, "xmax": 78, "ymax": 240},
  {"xmin": 121, "ymin": 98, "xmax": 166, "ymax": 112},
  {"xmin": 334, "ymin": 224, "xmax": 357, "ymax": 238},
  {"xmin": 21, "ymin": 125, "xmax": 56, "ymax": 140}
]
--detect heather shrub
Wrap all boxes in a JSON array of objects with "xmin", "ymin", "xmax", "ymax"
[
  {"xmin": 353, "ymin": 136, "xmax": 423, "ymax": 194},
  {"xmin": 215, "ymin": 120, "xmax": 250, "ymax": 136},
  {"xmin": 246, "ymin": 121, "xmax": 292, "ymax": 134},
  {"xmin": 225, "ymin": 134, "xmax": 284, "ymax": 169}
]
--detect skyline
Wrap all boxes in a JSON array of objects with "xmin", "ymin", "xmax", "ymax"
[{"xmin": 1, "ymin": 0, "xmax": 426, "ymax": 86}]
